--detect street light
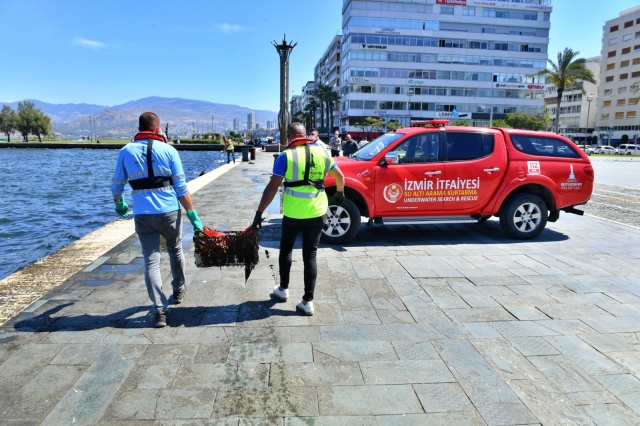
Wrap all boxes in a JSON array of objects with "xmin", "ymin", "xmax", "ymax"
[
  {"xmin": 478, "ymin": 105, "xmax": 493, "ymax": 127},
  {"xmin": 210, "ymin": 115, "xmax": 214, "ymax": 133},
  {"xmin": 407, "ymin": 87, "xmax": 414, "ymax": 126},
  {"xmin": 586, "ymin": 94, "xmax": 593, "ymax": 144}
]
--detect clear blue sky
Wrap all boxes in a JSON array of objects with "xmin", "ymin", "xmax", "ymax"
[{"xmin": 1, "ymin": 0, "xmax": 638, "ymax": 112}]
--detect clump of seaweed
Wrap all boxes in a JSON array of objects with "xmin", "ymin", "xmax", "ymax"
[{"xmin": 193, "ymin": 227, "xmax": 259, "ymax": 280}]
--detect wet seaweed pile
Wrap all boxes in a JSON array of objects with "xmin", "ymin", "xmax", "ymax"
[{"xmin": 193, "ymin": 227, "xmax": 260, "ymax": 280}]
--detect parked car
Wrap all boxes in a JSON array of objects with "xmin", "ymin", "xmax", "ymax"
[
  {"xmin": 577, "ymin": 145, "xmax": 595, "ymax": 155},
  {"xmin": 596, "ymin": 145, "xmax": 618, "ymax": 155},
  {"xmin": 321, "ymin": 120, "xmax": 594, "ymax": 243},
  {"xmin": 617, "ymin": 144, "xmax": 640, "ymax": 155}
]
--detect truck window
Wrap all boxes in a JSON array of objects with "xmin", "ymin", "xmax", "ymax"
[
  {"xmin": 393, "ymin": 133, "xmax": 442, "ymax": 163},
  {"xmin": 446, "ymin": 132, "xmax": 494, "ymax": 161},
  {"xmin": 511, "ymin": 135, "xmax": 580, "ymax": 158}
]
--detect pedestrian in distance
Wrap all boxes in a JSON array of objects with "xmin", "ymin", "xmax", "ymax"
[
  {"xmin": 329, "ymin": 130, "xmax": 342, "ymax": 157},
  {"xmin": 309, "ymin": 128, "xmax": 331, "ymax": 157},
  {"xmin": 252, "ymin": 122, "xmax": 345, "ymax": 316},
  {"xmin": 343, "ymin": 134, "xmax": 359, "ymax": 158},
  {"xmin": 111, "ymin": 112, "xmax": 204, "ymax": 328},
  {"xmin": 224, "ymin": 136, "xmax": 236, "ymax": 164}
]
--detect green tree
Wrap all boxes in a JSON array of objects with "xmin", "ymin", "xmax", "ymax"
[
  {"xmin": 304, "ymin": 99, "xmax": 320, "ymax": 128},
  {"xmin": 0, "ymin": 105, "xmax": 18, "ymax": 142},
  {"xmin": 355, "ymin": 116, "xmax": 385, "ymax": 138},
  {"xmin": 386, "ymin": 119, "xmax": 402, "ymax": 131},
  {"xmin": 451, "ymin": 119, "xmax": 471, "ymax": 126},
  {"xmin": 293, "ymin": 111, "xmax": 307, "ymax": 127},
  {"xmin": 491, "ymin": 119, "xmax": 512, "ymax": 128},
  {"xmin": 504, "ymin": 112, "xmax": 548, "ymax": 131},
  {"xmin": 17, "ymin": 101, "xmax": 39, "ymax": 142},
  {"xmin": 313, "ymin": 83, "xmax": 338, "ymax": 133},
  {"xmin": 32, "ymin": 111, "xmax": 51, "ymax": 142},
  {"xmin": 535, "ymin": 48, "xmax": 596, "ymax": 133},
  {"xmin": 326, "ymin": 89, "xmax": 340, "ymax": 132}
]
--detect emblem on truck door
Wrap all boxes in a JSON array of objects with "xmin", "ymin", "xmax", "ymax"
[{"xmin": 383, "ymin": 183, "xmax": 403, "ymax": 203}]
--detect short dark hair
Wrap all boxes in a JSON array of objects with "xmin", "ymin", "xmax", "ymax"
[
  {"xmin": 139, "ymin": 112, "xmax": 160, "ymax": 131},
  {"xmin": 287, "ymin": 122, "xmax": 306, "ymax": 139},
  {"xmin": 311, "ymin": 128, "xmax": 319, "ymax": 134}
]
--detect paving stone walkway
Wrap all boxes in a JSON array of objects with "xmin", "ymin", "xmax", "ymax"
[{"xmin": 1, "ymin": 149, "xmax": 639, "ymax": 425}]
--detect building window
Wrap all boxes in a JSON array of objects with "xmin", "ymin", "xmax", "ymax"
[
  {"xmin": 619, "ymin": 86, "xmax": 627, "ymax": 94},
  {"xmin": 621, "ymin": 60, "xmax": 630, "ymax": 67},
  {"xmin": 630, "ymin": 98, "xmax": 639, "ymax": 104},
  {"xmin": 462, "ymin": 7, "xmax": 475, "ymax": 16},
  {"xmin": 624, "ymin": 20, "xmax": 633, "ymax": 28},
  {"xmin": 607, "ymin": 63, "xmax": 616, "ymax": 70},
  {"xmin": 603, "ymin": 100, "xmax": 612, "ymax": 107},
  {"xmin": 610, "ymin": 25, "xmax": 619, "ymax": 32},
  {"xmin": 617, "ymin": 99, "xmax": 626, "ymax": 106},
  {"xmin": 620, "ymin": 73, "xmax": 629, "ymax": 80},
  {"xmin": 609, "ymin": 38, "xmax": 618, "ymax": 45},
  {"xmin": 604, "ymin": 88, "xmax": 613, "ymax": 95},
  {"xmin": 634, "ymin": 58, "xmax": 640, "ymax": 65},
  {"xmin": 608, "ymin": 50, "xmax": 617, "ymax": 57},
  {"xmin": 635, "ymin": 45, "xmax": 640, "ymax": 51},
  {"xmin": 632, "ymin": 71, "xmax": 640, "ymax": 78},
  {"xmin": 606, "ymin": 76, "xmax": 614, "ymax": 82},
  {"xmin": 628, "ymin": 111, "xmax": 637, "ymax": 118},
  {"xmin": 601, "ymin": 113, "xmax": 609, "ymax": 119},
  {"xmin": 615, "ymin": 112, "xmax": 624, "ymax": 119},
  {"xmin": 623, "ymin": 34, "xmax": 633, "ymax": 42},
  {"xmin": 440, "ymin": 6, "xmax": 454, "ymax": 15},
  {"xmin": 622, "ymin": 47, "xmax": 631, "ymax": 54}
]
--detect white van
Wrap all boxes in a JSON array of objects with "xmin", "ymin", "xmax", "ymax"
[{"xmin": 618, "ymin": 144, "xmax": 640, "ymax": 155}]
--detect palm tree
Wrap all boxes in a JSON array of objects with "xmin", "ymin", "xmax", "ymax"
[
  {"xmin": 326, "ymin": 89, "xmax": 340, "ymax": 133},
  {"xmin": 313, "ymin": 83, "xmax": 334, "ymax": 133},
  {"xmin": 536, "ymin": 48, "xmax": 596, "ymax": 133},
  {"xmin": 305, "ymin": 99, "xmax": 320, "ymax": 128}
]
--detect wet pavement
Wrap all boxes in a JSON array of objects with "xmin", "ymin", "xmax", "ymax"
[{"xmin": 1, "ymin": 150, "xmax": 639, "ymax": 425}]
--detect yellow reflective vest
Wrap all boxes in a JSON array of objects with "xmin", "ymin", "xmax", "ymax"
[{"xmin": 282, "ymin": 144, "xmax": 334, "ymax": 219}]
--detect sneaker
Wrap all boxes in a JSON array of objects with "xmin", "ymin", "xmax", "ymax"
[
  {"xmin": 296, "ymin": 300, "xmax": 314, "ymax": 316},
  {"xmin": 155, "ymin": 311, "xmax": 167, "ymax": 328},
  {"xmin": 272, "ymin": 285, "xmax": 289, "ymax": 302},
  {"xmin": 173, "ymin": 286, "xmax": 187, "ymax": 304}
]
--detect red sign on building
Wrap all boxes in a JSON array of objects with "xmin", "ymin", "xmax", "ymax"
[{"xmin": 436, "ymin": 0, "xmax": 467, "ymax": 5}]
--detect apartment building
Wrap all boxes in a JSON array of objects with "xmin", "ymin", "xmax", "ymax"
[
  {"xmin": 314, "ymin": 35, "xmax": 342, "ymax": 133},
  {"xmin": 596, "ymin": 5, "xmax": 640, "ymax": 144},
  {"xmin": 339, "ymin": 0, "xmax": 551, "ymax": 137},
  {"xmin": 545, "ymin": 57, "xmax": 600, "ymax": 143}
]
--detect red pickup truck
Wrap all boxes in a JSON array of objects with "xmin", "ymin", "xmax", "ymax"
[{"xmin": 322, "ymin": 122, "xmax": 594, "ymax": 244}]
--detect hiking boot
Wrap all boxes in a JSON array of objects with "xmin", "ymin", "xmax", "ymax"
[
  {"xmin": 296, "ymin": 300, "xmax": 314, "ymax": 316},
  {"xmin": 155, "ymin": 311, "xmax": 167, "ymax": 328},
  {"xmin": 173, "ymin": 286, "xmax": 187, "ymax": 304},
  {"xmin": 272, "ymin": 285, "xmax": 289, "ymax": 302}
]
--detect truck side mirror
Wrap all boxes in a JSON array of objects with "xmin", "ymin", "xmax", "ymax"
[{"xmin": 384, "ymin": 151, "xmax": 399, "ymax": 165}]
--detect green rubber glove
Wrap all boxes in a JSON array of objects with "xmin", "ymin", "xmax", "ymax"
[
  {"xmin": 114, "ymin": 198, "xmax": 129, "ymax": 218},
  {"xmin": 186, "ymin": 210, "xmax": 203, "ymax": 232}
]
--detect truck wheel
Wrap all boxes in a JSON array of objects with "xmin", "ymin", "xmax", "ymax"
[
  {"xmin": 500, "ymin": 193, "xmax": 548, "ymax": 239},
  {"xmin": 321, "ymin": 197, "xmax": 361, "ymax": 244}
]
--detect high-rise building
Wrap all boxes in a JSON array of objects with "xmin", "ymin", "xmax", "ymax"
[
  {"xmin": 315, "ymin": 35, "xmax": 342, "ymax": 133},
  {"xmin": 267, "ymin": 119, "xmax": 277, "ymax": 129},
  {"xmin": 233, "ymin": 117, "xmax": 240, "ymax": 131},
  {"xmin": 247, "ymin": 112, "xmax": 256, "ymax": 130},
  {"xmin": 545, "ymin": 57, "xmax": 600, "ymax": 143},
  {"xmin": 339, "ymin": 0, "xmax": 551, "ymax": 137},
  {"xmin": 596, "ymin": 5, "xmax": 640, "ymax": 145}
]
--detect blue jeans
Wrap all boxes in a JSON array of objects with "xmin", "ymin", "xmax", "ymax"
[
  {"xmin": 226, "ymin": 149, "xmax": 235, "ymax": 163},
  {"xmin": 278, "ymin": 215, "xmax": 325, "ymax": 302},
  {"xmin": 134, "ymin": 210, "xmax": 186, "ymax": 313}
]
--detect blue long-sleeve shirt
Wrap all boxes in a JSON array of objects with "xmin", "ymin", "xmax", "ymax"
[{"xmin": 111, "ymin": 140, "xmax": 189, "ymax": 215}]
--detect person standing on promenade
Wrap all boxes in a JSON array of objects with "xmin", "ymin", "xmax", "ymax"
[
  {"xmin": 310, "ymin": 128, "xmax": 330, "ymax": 157},
  {"xmin": 343, "ymin": 134, "xmax": 359, "ymax": 158},
  {"xmin": 329, "ymin": 130, "xmax": 341, "ymax": 157},
  {"xmin": 224, "ymin": 136, "xmax": 235, "ymax": 164},
  {"xmin": 251, "ymin": 122, "xmax": 345, "ymax": 316},
  {"xmin": 111, "ymin": 112, "xmax": 204, "ymax": 328}
]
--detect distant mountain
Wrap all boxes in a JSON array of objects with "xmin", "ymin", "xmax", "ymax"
[{"xmin": 2, "ymin": 97, "xmax": 278, "ymax": 138}]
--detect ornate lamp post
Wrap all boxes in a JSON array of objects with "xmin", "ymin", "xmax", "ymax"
[
  {"xmin": 272, "ymin": 35, "xmax": 297, "ymax": 146},
  {"xmin": 586, "ymin": 94, "xmax": 593, "ymax": 144},
  {"xmin": 407, "ymin": 87, "xmax": 414, "ymax": 126}
]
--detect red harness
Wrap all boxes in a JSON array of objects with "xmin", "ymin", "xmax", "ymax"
[{"xmin": 134, "ymin": 132, "xmax": 166, "ymax": 142}]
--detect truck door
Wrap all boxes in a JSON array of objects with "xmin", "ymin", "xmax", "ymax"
[
  {"xmin": 374, "ymin": 133, "xmax": 445, "ymax": 215},
  {"xmin": 442, "ymin": 131, "xmax": 507, "ymax": 212}
]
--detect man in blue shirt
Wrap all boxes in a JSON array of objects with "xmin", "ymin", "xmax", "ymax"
[{"xmin": 111, "ymin": 112, "xmax": 203, "ymax": 327}]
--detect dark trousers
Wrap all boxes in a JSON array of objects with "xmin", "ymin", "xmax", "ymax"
[
  {"xmin": 226, "ymin": 149, "xmax": 235, "ymax": 163},
  {"xmin": 330, "ymin": 150, "xmax": 340, "ymax": 157},
  {"xmin": 279, "ymin": 215, "xmax": 325, "ymax": 302}
]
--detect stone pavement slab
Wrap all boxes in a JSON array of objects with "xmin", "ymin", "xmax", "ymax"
[{"xmin": 1, "ymin": 149, "xmax": 640, "ymax": 424}]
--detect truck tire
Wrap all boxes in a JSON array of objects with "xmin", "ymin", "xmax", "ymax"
[
  {"xmin": 321, "ymin": 197, "xmax": 361, "ymax": 244},
  {"xmin": 499, "ymin": 193, "xmax": 548, "ymax": 239}
]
